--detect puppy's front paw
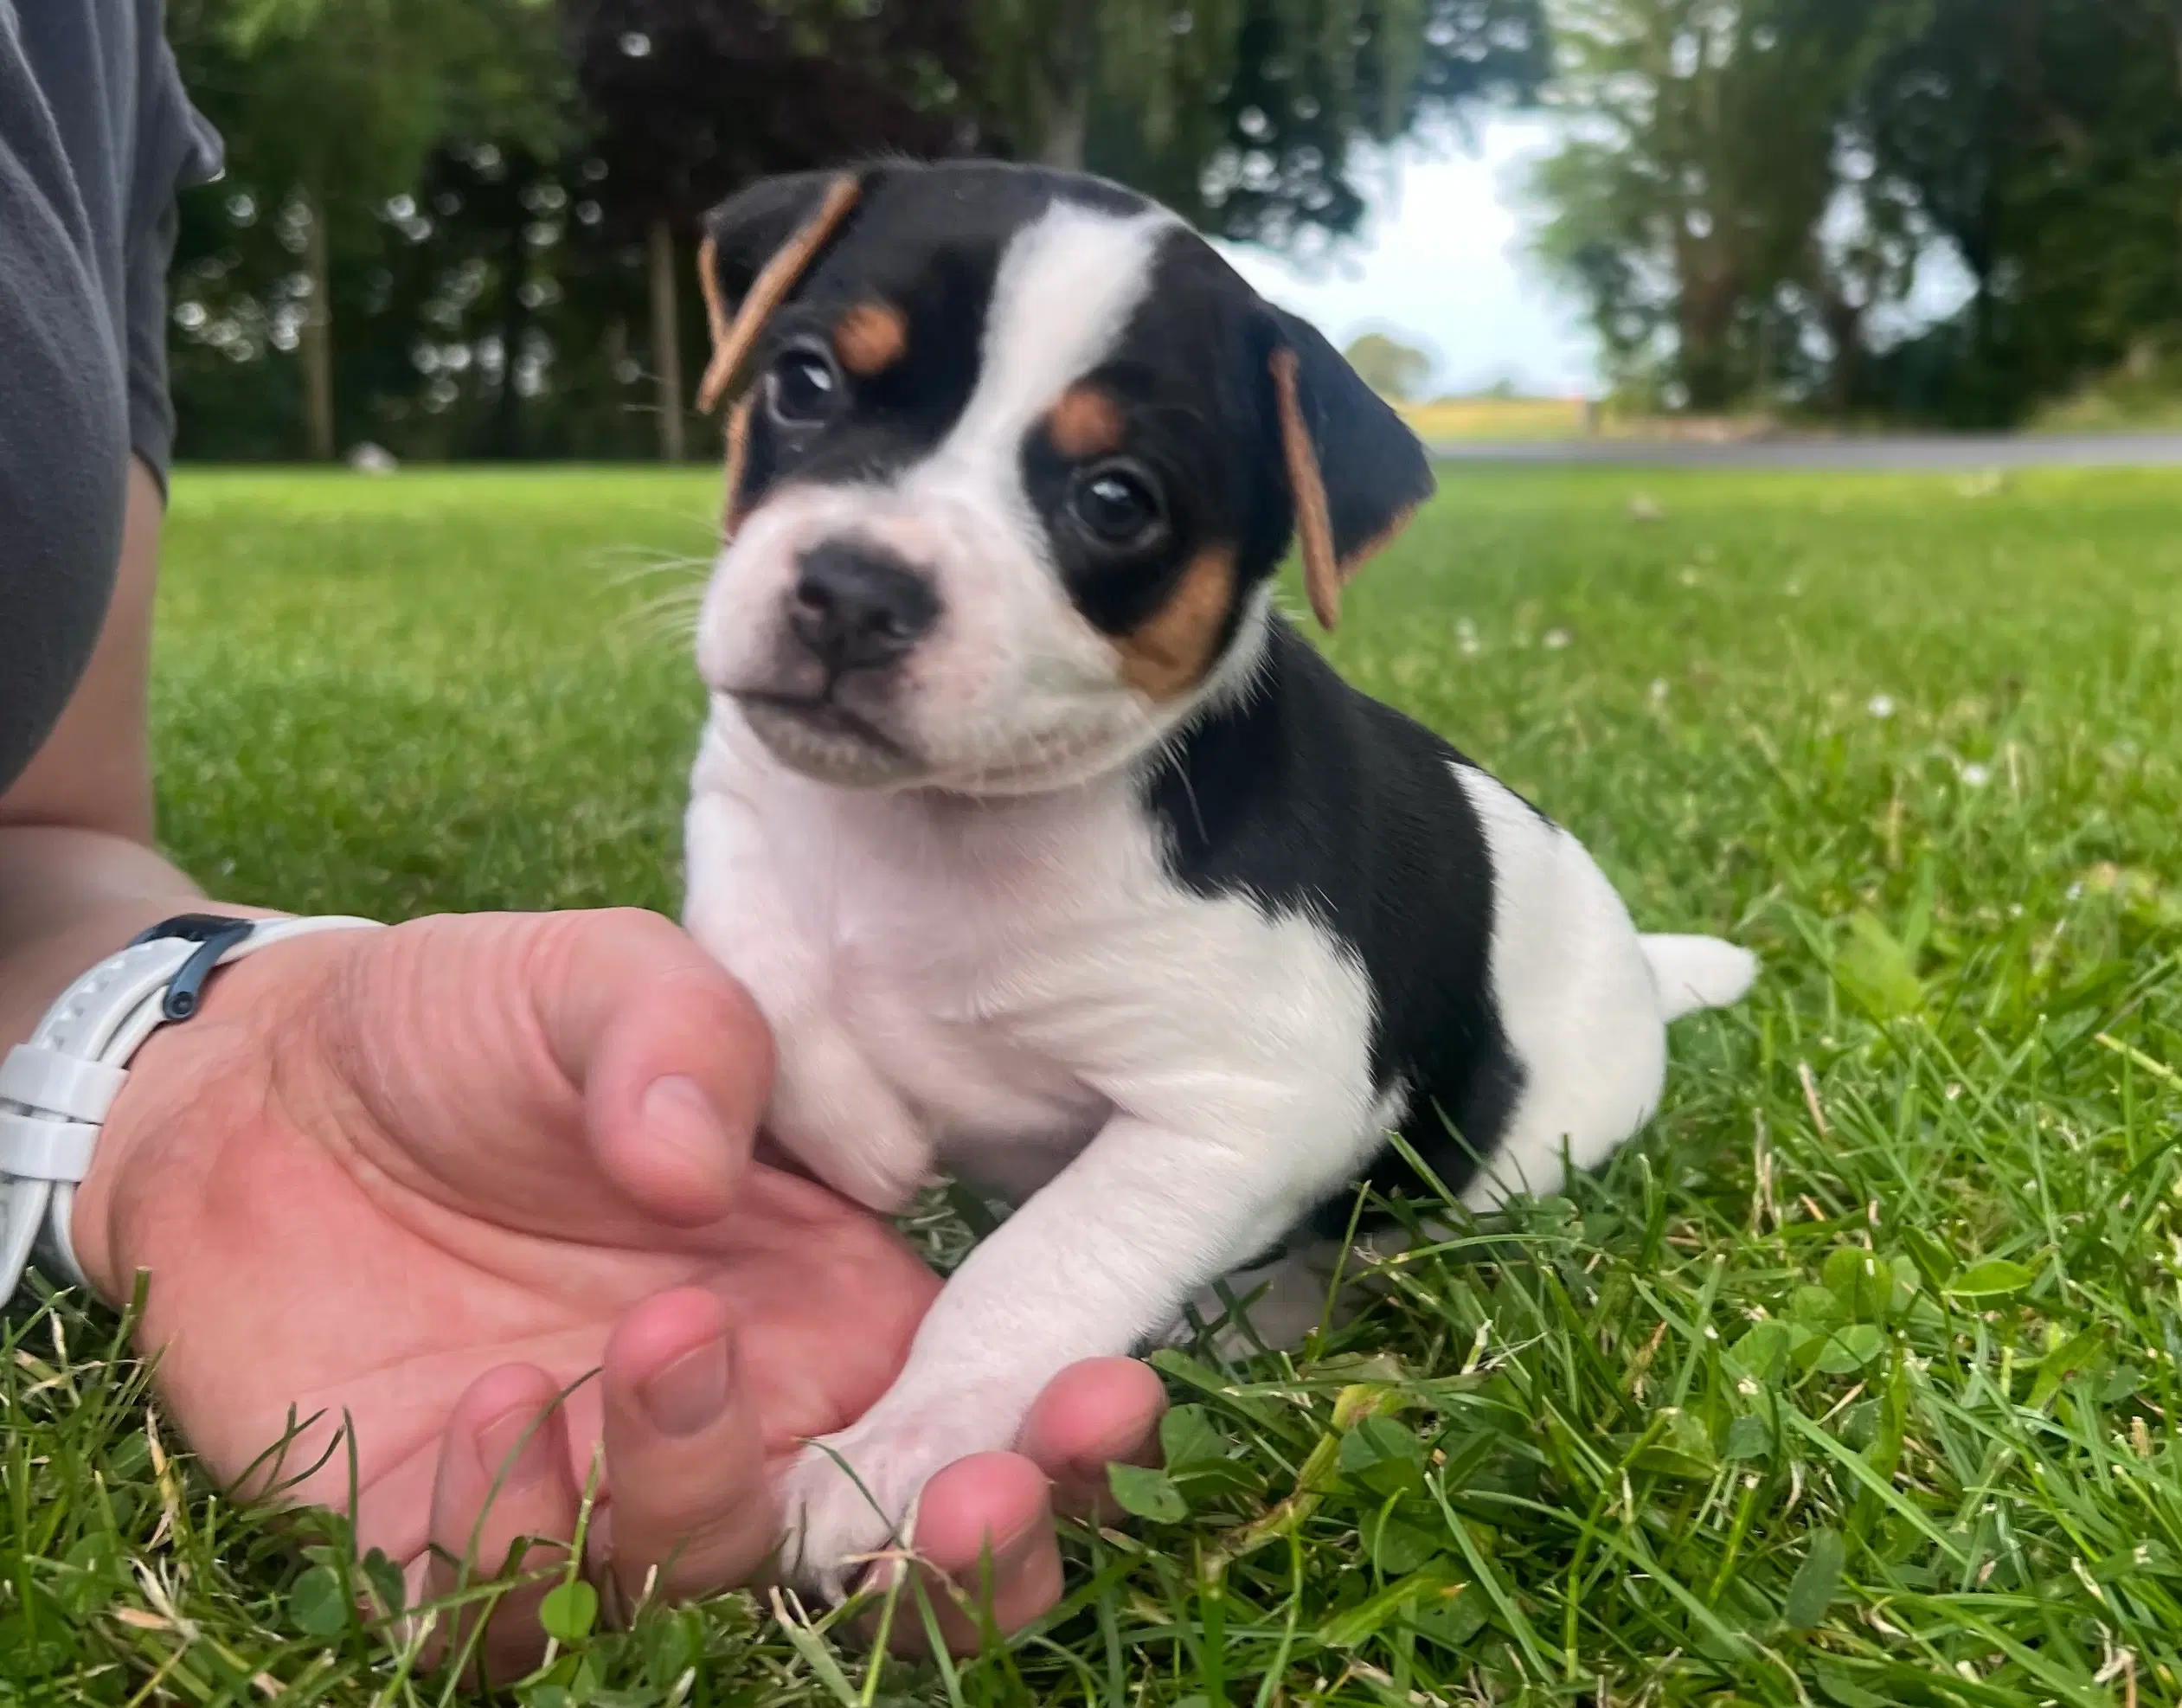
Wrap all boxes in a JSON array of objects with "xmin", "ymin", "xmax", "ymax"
[{"xmin": 775, "ymin": 1407, "xmax": 1007, "ymax": 1602}]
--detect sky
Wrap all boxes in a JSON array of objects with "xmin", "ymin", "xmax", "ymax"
[
  {"xmin": 1215, "ymin": 114, "xmax": 1604, "ymax": 400},
  {"xmin": 1216, "ymin": 113, "xmax": 1981, "ymax": 401}
]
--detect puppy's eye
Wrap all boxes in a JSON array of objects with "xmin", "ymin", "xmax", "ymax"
[
  {"xmin": 767, "ymin": 345, "xmax": 842, "ymax": 427},
  {"xmin": 1069, "ymin": 462, "xmax": 1165, "ymax": 549}
]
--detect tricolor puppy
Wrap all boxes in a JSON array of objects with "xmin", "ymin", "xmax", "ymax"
[{"xmin": 679, "ymin": 160, "xmax": 1756, "ymax": 1596}]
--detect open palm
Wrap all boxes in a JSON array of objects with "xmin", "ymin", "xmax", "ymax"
[{"xmin": 70, "ymin": 909, "xmax": 1162, "ymax": 1667}]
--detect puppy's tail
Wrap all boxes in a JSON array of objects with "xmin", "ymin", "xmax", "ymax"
[{"xmin": 1641, "ymin": 935, "xmax": 1759, "ymax": 1022}]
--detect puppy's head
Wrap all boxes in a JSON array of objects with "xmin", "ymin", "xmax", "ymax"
[{"xmin": 692, "ymin": 161, "xmax": 1434, "ymax": 794}]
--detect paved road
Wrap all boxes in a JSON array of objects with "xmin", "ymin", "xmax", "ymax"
[{"xmin": 1427, "ymin": 433, "xmax": 2182, "ymax": 472}]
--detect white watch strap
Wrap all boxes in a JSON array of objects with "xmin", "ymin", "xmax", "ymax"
[{"xmin": 1, "ymin": 915, "xmax": 382, "ymax": 1304}]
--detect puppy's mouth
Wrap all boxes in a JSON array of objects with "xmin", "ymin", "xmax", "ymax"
[
  {"xmin": 735, "ymin": 689, "xmax": 902, "ymax": 751},
  {"xmin": 728, "ymin": 688, "xmax": 927, "ymax": 787}
]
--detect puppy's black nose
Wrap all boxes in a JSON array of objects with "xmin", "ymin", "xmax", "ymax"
[{"xmin": 788, "ymin": 542, "xmax": 940, "ymax": 672}]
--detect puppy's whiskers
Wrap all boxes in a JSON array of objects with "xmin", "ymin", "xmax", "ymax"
[{"xmin": 614, "ymin": 585, "xmax": 710, "ymax": 650}]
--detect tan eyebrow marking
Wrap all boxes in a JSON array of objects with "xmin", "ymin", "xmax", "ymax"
[
  {"xmin": 834, "ymin": 300, "xmax": 908, "ymax": 377},
  {"xmin": 1048, "ymin": 383, "xmax": 1126, "ymax": 461}
]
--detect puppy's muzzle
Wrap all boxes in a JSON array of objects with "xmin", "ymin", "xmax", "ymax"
[{"xmin": 787, "ymin": 541, "xmax": 940, "ymax": 676}]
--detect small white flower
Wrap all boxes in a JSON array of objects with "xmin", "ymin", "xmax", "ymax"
[
  {"xmin": 1649, "ymin": 678, "xmax": 1670, "ymax": 704},
  {"xmin": 1455, "ymin": 618, "xmax": 1480, "ymax": 658},
  {"xmin": 1867, "ymin": 694, "xmax": 1896, "ymax": 719},
  {"xmin": 1678, "ymin": 566, "xmax": 1701, "ymax": 588},
  {"xmin": 1960, "ymin": 762, "xmax": 1992, "ymax": 788},
  {"xmin": 1543, "ymin": 627, "xmax": 1571, "ymax": 651},
  {"xmin": 1784, "ymin": 579, "xmax": 1803, "ymax": 598}
]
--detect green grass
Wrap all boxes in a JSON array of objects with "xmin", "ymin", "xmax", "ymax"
[{"xmin": 9, "ymin": 462, "xmax": 2182, "ymax": 1705}]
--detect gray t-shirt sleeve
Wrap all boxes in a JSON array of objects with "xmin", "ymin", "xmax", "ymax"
[
  {"xmin": 0, "ymin": 0, "xmax": 220, "ymax": 796},
  {"xmin": 125, "ymin": 28, "xmax": 222, "ymax": 492}
]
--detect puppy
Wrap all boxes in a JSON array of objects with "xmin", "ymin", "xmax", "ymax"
[{"xmin": 677, "ymin": 160, "xmax": 1756, "ymax": 1597}]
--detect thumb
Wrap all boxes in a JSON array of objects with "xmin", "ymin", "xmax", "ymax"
[{"xmin": 523, "ymin": 909, "xmax": 774, "ymax": 1227}]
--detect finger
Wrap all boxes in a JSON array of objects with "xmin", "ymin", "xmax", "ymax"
[
  {"xmin": 527, "ymin": 909, "xmax": 774, "ymax": 1226},
  {"xmin": 1016, "ymin": 1358, "xmax": 1168, "ymax": 1518},
  {"xmin": 879, "ymin": 1452, "xmax": 1061, "ymax": 1654},
  {"xmin": 422, "ymin": 1364, "xmax": 582, "ymax": 1684},
  {"xmin": 597, "ymin": 1287, "xmax": 776, "ymax": 1610}
]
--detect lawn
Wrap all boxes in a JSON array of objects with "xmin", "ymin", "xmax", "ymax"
[{"xmin": 8, "ymin": 461, "xmax": 2182, "ymax": 1706}]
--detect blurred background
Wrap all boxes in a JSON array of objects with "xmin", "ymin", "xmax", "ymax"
[{"xmin": 165, "ymin": 0, "xmax": 2182, "ymax": 464}]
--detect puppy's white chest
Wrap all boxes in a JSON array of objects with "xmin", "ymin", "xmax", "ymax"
[
  {"xmin": 688, "ymin": 717, "xmax": 1385, "ymax": 1213},
  {"xmin": 689, "ymin": 730, "xmax": 1120, "ymax": 1161},
  {"xmin": 824, "ymin": 921, "xmax": 1108, "ymax": 1152}
]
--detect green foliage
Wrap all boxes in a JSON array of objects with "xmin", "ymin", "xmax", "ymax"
[
  {"xmin": 1532, "ymin": 0, "xmax": 1894, "ymax": 411},
  {"xmin": 166, "ymin": 0, "xmax": 1542, "ymax": 461},
  {"xmin": 1861, "ymin": 0, "xmax": 2182, "ymax": 422},
  {"xmin": 8, "ymin": 462, "xmax": 2182, "ymax": 1699},
  {"xmin": 1536, "ymin": 0, "xmax": 2182, "ymax": 422},
  {"xmin": 965, "ymin": 0, "xmax": 1549, "ymax": 254},
  {"xmin": 1090, "ymin": 0, "xmax": 1550, "ymax": 249},
  {"xmin": 168, "ymin": 0, "xmax": 581, "ymax": 459},
  {"xmin": 174, "ymin": 0, "xmax": 565, "ymax": 231}
]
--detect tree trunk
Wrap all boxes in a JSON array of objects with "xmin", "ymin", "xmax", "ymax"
[
  {"xmin": 491, "ymin": 170, "xmax": 532, "ymax": 460},
  {"xmin": 1030, "ymin": 71, "xmax": 1091, "ymax": 168},
  {"xmin": 1030, "ymin": 0, "xmax": 1099, "ymax": 169},
  {"xmin": 1674, "ymin": 235, "xmax": 1742, "ymax": 411},
  {"xmin": 300, "ymin": 190, "xmax": 336, "ymax": 461},
  {"xmin": 1823, "ymin": 299, "xmax": 1864, "ymax": 416},
  {"xmin": 648, "ymin": 218, "xmax": 685, "ymax": 464}
]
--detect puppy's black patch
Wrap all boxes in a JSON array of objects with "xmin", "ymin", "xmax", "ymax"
[
  {"xmin": 714, "ymin": 162, "xmax": 1157, "ymax": 513},
  {"xmin": 1146, "ymin": 621, "xmax": 1528, "ymax": 1230},
  {"xmin": 1017, "ymin": 234, "xmax": 1280, "ymax": 661}
]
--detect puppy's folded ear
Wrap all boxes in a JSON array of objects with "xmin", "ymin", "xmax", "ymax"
[
  {"xmin": 696, "ymin": 170, "xmax": 864, "ymax": 415},
  {"xmin": 1264, "ymin": 307, "xmax": 1437, "ymax": 631}
]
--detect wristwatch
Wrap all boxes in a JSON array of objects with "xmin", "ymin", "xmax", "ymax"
[{"xmin": 0, "ymin": 913, "xmax": 381, "ymax": 1307}]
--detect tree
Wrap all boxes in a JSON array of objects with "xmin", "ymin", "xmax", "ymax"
[
  {"xmin": 1530, "ymin": 0, "xmax": 1887, "ymax": 411},
  {"xmin": 1531, "ymin": 0, "xmax": 2182, "ymax": 423},
  {"xmin": 1344, "ymin": 331, "xmax": 1436, "ymax": 400},
  {"xmin": 1855, "ymin": 0, "xmax": 2182, "ymax": 421},
  {"xmin": 563, "ymin": 0, "xmax": 981, "ymax": 460},
  {"xmin": 1075, "ymin": 0, "xmax": 1551, "ymax": 251},
  {"xmin": 168, "ymin": 0, "xmax": 566, "ymax": 458},
  {"xmin": 971, "ymin": 0, "xmax": 1113, "ymax": 169}
]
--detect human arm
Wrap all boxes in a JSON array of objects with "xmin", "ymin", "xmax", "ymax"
[
  {"xmin": 1, "ymin": 538, "xmax": 1164, "ymax": 1664},
  {"xmin": 0, "ymin": 462, "xmax": 250, "ymax": 1055},
  {"xmin": 0, "ymin": 10, "xmax": 1161, "ymax": 1651}
]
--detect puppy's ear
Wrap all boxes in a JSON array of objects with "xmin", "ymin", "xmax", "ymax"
[
  {"xmin": 695, "ymin": 170, "xmax": 863, "ymax": 415},
  {"xmin": 1263, "ymin": 307, "xmax": 1436, "ymax": 631}
]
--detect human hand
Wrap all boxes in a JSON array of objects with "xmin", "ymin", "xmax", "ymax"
[{"xmin": 67, "ymin": 909, "xmax": 1165, "ymax": 1673}]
